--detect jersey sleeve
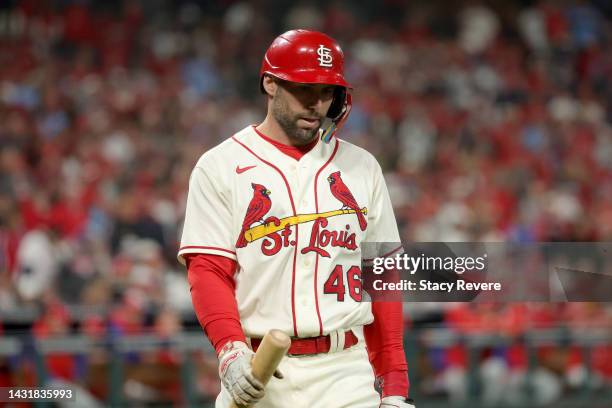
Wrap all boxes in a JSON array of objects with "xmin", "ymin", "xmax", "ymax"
[
  {"xmin": 178, "ymin": 165, "xmax": 236, "ymax": 264},
  {"xmin": 363, "ymin": 161, "xmax": 402, "ymax": 259}
]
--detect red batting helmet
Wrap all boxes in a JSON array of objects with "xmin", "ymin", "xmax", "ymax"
[
  {"xmin": 260, "ymin": 29, "xmax": 352, "ymax": 142},
  {"xmin": 260, "ymin": 29, "xmax": 351, "ymax": 88}
]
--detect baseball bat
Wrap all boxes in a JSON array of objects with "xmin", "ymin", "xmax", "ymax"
[
  {"xmin": 229, "ymin": 329, "xmax": 291, "ymax": 408},
  {"xmin": 245, "ymin": 208, "xmax": 367, "ymax": 242}
]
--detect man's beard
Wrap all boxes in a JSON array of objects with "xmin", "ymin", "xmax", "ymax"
[{"xmin": 272, "ymin": 96, "xmax": 321, "ymax": 145}]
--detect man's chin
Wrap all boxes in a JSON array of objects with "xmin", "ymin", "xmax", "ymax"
[
  {"xmin": 277, "ymin": 117, "xmax": 319, "ymax": 145},
  {"xmin": 293, "ymin": 127, "xmax": 319, "ymax": 144}
]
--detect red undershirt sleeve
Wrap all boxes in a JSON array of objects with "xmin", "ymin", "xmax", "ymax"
[
  {"xmin": 364, "ymin": 300, "xmax": 410, "ymax": 398},
  {"xmin": 185, "ymin": 253, "xmax": 246, "ymax": 354}
]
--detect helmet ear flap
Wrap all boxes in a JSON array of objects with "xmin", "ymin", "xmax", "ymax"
[
  {"xmin": 320, "ymin": 91, "xmax": 351, "ymax": 143},
  {"xmin": 327, "ymin": 87, "xmax": 346, "ymax": 120}
]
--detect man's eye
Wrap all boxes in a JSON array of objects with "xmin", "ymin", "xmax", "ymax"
[{"xmin": 322, "ymin": 88, "xmax": 335, "ymax": 98}]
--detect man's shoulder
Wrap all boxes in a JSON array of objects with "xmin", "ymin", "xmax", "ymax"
[
  {"xmin": 335, "ymin": 138, "xmax": 381, "ymax": 169},
  {"xmin": 194, "ymin": 126, "xmax": 254, "ymax": 169}
]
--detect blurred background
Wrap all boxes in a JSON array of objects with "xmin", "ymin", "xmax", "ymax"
[{"xmin": 1, "ymin": 0, "xmax": 611, "ymax": 406}]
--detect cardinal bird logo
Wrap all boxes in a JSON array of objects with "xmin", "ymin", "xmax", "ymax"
[
  {"xmin": 327, "ymin": 171, "xmax": 367, "ymax": 231},
  {"xmin": 236, "ymin": 183, "xmax": 272, "ymax": 248}
]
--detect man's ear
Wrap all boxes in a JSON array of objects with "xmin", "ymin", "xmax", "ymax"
[{"xmin": 262, "ymin": 75, "xmax": 278, "ymax": 97}]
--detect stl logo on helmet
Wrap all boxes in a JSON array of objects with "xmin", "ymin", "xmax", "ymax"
[{"xmin": 317, "ymin": 45, "xmax": 333, "ymax": 67}]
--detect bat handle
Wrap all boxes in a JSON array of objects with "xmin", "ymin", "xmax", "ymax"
[{"xmin": 228, "ymin": 330, "xmax": 291, "ymax": 408}]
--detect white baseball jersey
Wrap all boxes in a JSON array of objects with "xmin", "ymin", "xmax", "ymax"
[{"xmin": 179, "ymin": 125, "xmax": 400, "ymax": 339}]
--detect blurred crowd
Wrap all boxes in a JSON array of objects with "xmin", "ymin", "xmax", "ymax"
[
  {"xmin": 416, "ymin": 302, "xmax": 612, "ymax": 405},
  {"xmin": 1, "ymin": 0, "xmax": 612, "ymax": 404}
]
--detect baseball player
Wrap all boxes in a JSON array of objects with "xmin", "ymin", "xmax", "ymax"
[{"xmin": 179, "ymin": 29, "xmax": 415, "ymax": 408}]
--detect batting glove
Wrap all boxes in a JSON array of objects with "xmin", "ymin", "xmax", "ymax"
[
  {"xmin": 380, "ymin": 396, "xmax": 416, "ymax": 408},
  {"xmin": 218, "ymin": 341, "xmax": 266, "ymax": 406}
]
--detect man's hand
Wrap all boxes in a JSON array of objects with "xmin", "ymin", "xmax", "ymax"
[
  {"xmin": 380, "ymin": 396, "xmax": 416, "ymax": 408},
  {"xmin": 218, "ymin": 341, "xmax": 265, "ymax": 406}
]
